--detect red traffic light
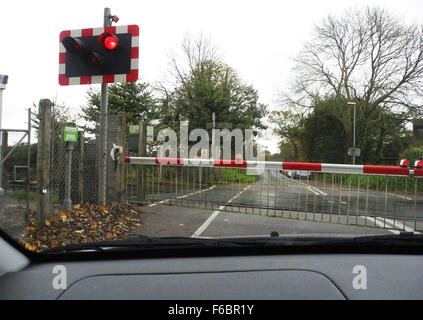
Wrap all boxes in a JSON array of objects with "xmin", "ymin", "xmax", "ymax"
[
  {"xmin": 400, "ymin": 159, "xmax": 409, "ymax": 167},
  {"xmin": 98, "ymin": 32, "xmax": 118, "ymax": 50},
  {"xmin": 415, "ymin": 160, "xmax": 423, "ymax": 168},
  {"xmin": 104, "ymin": 35, "xmax": 118, "ymax": 50}
]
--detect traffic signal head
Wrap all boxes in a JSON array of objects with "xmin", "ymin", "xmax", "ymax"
[
  {"xmin": 62, "ymin": 37, "xmax": 83, "ymax": 54},
  {"xmin": 0, "ymin": 74, "xmax": 8, "ymax": 89},
  {"xmin": 98, "ymin": 32, "xmax": 119, "ymax": 50},
  {"xmin": 59, "ymin": 25, "xmax": 139, "ymax": 85}
]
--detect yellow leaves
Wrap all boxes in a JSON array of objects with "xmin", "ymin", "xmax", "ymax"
[
  {"xmin": 24, "ymin": 242, "xmax": 37, "ymax": 251},
  {"xmin": 45, "ymin": 217, "xmax": 57, "ymax": 226},
  {"xmin": 97, "ymin": 205, "xmax": 109, "ymax": 214},
  {"xmin": 19, "ymin": 203, "xmax": 142, "ymax": 252},
  {"xmin": 59, "ymin": 212, "xmax": 67, "ymax": 223}
]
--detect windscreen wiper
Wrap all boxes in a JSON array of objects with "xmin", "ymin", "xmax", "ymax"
[
  {"xmin": 41, "ymin": 236, "xmax": 247, "ymax": 254},
  {"xmin": 301, "ymin": 232, "xmax": 423, "ymax": 247},
  {"xmin": 41, "ymin": 232, "xmax": 423, "ymax": 254}
]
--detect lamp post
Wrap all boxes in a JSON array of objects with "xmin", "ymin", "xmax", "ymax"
[
  {"xmin": 347, "ymin": 101, "xmax": 357, "ymax": 164},
  {"xmin": 0, "ymin": 75, "xmax": 8, "ymax": 129},
  {"xmin": 0, "ymin": 75, "xmax": 8, "ymax": 195}
]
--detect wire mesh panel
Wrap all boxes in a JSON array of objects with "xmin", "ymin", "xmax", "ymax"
[
  {"xmin": 0, "ymin": 128, "xmax": 31, "ymax": 234},
  {"xmin": 49, "ymin": 115, "xmax": 123, "ymax": 213}
]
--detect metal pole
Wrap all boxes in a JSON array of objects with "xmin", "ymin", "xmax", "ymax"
[
  {"xmin": 0, "ymin": 89, "xmax": 3, "ymax": 129},
  {"xmin": 98, "ymin": 7, "xmax": 111, "ymax": 205},
  {"xmin": 138, "ymin": 120, "xmax": 146, "ymax": 202},
  {"xmin": 348, "ymin": 102, "xmax": 357, "ymax": 165},
  {"xmin": 353, "ymin": 103, "xmax": 356, "ymax": 165},
  {"xmin": 26, "ymin": 108, "xmax": 31, "ymax": 224},
  {"xmin": 0, "ymin": 90, "xmax": 3, "ymax": 193},
  {"xmin": 64, "ymin": 142, "xmax": 74, "ymax": 211}
]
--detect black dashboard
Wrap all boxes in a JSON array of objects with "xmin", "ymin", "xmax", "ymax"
[{"xmin": 1, "ymin": 233, "xmax": 423, "ymax": 300}]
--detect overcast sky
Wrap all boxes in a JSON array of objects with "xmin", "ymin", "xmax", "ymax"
[{"xmin": 1, "ymin": 0, "xmax": 423, "ymax": 153}]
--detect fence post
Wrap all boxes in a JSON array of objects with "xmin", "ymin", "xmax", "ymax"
[
  {"xmin": 115, "ymin": 114, "xmax": 127, "ymax": 203},
  {"xmin": 37, "ymin": 99, "xmax": 52, "ymax": 226},
  {"xmin": 138, "ymin": 120, "xmax": 147, "ymax": 202},
  {"xmin": 78, "ymin": 130, "xmax": 84, "ymax": 204}
]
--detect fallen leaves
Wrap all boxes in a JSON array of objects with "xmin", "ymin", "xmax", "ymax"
[{"xmin": 15, "ymin": 202, "xmax": 143, "ymax": 252}]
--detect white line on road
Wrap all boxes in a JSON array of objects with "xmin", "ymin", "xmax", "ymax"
[
  {"xmin": 362, "ymin": 216, "xmax": 400, "ymax": 234},
  {"xmin": 284, "ymin": 175, "xmax": 327, "ymax": 196},
  {"xmin": 361, "ymin": 216, "xmax": 420, "ymax": 234},
  {"xmin": 191, "ymin": 185, "xmax": 252, "ymax": 237},
  {"xmin": 148, "ymin": 185, "xmax": 216, "ymax": 207},
  {"xmin": 305, "ymin": 185, "xmax": 328, "ymax": 196},
  {"xmin": 382, "ymin": 217, "xmax": 420, "ymax": 234},
  {"xmin": 177, "ymin": 185, "xmax": 216, "ymax": 199},
  {"xmin": 388, "ymin": 193, "xmax": 413, "ymax": 201}
]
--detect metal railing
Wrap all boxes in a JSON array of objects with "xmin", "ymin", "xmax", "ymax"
[{"xmin": 125, "ymin": 157, "xmax": 423, "ymax": 233}]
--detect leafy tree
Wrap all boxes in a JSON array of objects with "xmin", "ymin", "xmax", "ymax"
[
  {"xmin": 80, "ymin": 81, "xmax": 157, "ymax": 134},
  {"xmin": 159, "ymin": 35, "xmax": 267, "ymax": 133},
  {"xmin": 400, "ymin": 146, "xmax": 423, "ymax": 164},
  {"xmin": 269, "ymin": 109, "xmax": 304, "ymax": 160}
]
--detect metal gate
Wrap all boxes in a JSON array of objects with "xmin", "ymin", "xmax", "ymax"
[
  {"xmin": 0, "ymin": 109, "xmax": 32, "ymax": 233},
  {"xmin": 125, "ymin": 156, "xmax": 423, "ymax": 234}
]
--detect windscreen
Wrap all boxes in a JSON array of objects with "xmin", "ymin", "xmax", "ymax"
[{"xmin": 1, "ymin": 1, "xmax": 423, "ymax": 253}]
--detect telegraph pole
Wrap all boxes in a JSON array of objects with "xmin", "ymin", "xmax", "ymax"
[{"xmin": 98, "ymin": 7, "xmax": 111, "ymax": 205}]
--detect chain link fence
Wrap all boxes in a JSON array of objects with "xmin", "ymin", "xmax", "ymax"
[{"xmin": 49, "ymin": 114, "xmax": 123, "ymax": 214}]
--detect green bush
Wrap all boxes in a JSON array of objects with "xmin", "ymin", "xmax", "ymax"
[{"xmin": 6, "ymin": 190, "xmax": 37, "ymax": 201}]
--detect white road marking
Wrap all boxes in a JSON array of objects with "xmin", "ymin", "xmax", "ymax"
[
  {"xmin": 362, "ymin": 216, "xmax": 400, "ymax": 234},
  {"xmin": 282, "ymin": 175, "xmax": 327, "ymax": 196},
  {"xmin": 148, "ymin": 199, "xmax": 170, "ymax": 207},
  {"xmin": 388, "ymin": 193, "xmax": 413, "ymax": 201},
  {"xmin": 305, "ymin": 185, "xmax": 328, "ymax": 196},
  {"xmin": 191, "ymin": 185, "xmax": 252, "ymax": 237},
  {"xmin": 177, "ymin": 185, "xmax": 216, "ymax": 199},
  {"xmin": 147, "ymin": 185, "xmax": 216, "ymax": 207},
  {"xmin": 382, "ymin": 217, "xmax": 420, "ymax": 234},
  {"xmin": 361, "ymin": 216, "xmax": 420, "ymax": 234}
]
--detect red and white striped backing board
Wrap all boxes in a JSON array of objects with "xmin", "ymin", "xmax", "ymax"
[
  {"xmin": 59, "ymin": 25, "xmax": 139, "ymax": 86},
  {"xmin": 124, "ymin": 157, "xmax": 412, "ymax": 177}
]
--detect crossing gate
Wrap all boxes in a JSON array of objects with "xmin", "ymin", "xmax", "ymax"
[
  {"xmin": 0, "ymin": 109, "xmax": 32, "ymax": 233},
  {"xmin": 125, "ymin": 156, "xmax": 423, "ymax": 233}
]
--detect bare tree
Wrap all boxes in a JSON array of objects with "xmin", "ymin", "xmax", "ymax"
[
  {"xmin": 284, "ymin": 6, "xmax": 423, "ymax": 162},
  {"xmin": 288, "ymin": 7, "xmax": 423, "ymax": 116}
]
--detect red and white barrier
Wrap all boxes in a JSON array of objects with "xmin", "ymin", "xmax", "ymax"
[{"xmin": 124, "ymin": 157, "xmax": 413, "ymax": 177}]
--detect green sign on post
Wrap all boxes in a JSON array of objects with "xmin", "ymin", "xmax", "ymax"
[{"xmin": 63, "ymin": 126, "xmax": 78, "ymax": 143}]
